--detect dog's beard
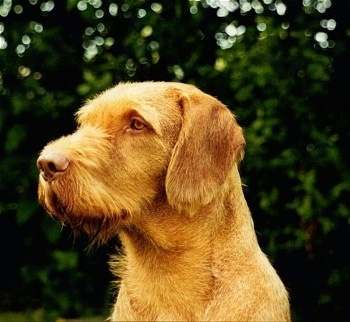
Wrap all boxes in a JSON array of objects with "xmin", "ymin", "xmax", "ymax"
[{"xmin": 39, "ymin": 189, "xmax": 123, "ymax": 245}]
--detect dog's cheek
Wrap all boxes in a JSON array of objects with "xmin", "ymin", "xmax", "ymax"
[{"xmin": 117, "ymin": 135, "xmax": 169, "ymax": 180}]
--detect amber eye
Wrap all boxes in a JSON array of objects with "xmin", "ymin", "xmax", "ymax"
[{"xmin": 130, "ymin": 118, "xmax": 145, "ymax": 131}]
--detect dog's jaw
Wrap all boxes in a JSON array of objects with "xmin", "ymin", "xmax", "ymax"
[{"xmin": 38, "ymin": 172, "xmax": 131, "ymax": 244}]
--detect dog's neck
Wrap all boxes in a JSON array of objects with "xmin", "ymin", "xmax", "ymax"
[
  {"xmin": 114, "ymin": 167, "xmax": 260, "ymax": 319},
  {"xmin": 120, "ymin": 167, "xmax": 256, "ymax": 252}
]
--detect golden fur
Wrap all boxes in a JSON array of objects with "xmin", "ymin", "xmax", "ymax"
[{"xmin": 37, "ymin": 82, "xmax": 290, "ymax": 321}]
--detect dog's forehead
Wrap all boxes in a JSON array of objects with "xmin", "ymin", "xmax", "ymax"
[{"xmin": 76, "ymin": 82, "xmax": 188, "ymax": 132}]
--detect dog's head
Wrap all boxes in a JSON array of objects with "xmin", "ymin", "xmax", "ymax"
[{"xmin": 37, "ymin": 82, "xmax": 245, "ymax": 243}]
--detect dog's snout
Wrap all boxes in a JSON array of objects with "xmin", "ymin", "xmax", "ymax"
[{"xmin": 37, "ymin": 152, "xmax": 70, "ymax": 182}]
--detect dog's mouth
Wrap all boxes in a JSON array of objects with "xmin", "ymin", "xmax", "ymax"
[{"xmin": 38, "ymin": 183, "xmax": 124, "ymax": 245}]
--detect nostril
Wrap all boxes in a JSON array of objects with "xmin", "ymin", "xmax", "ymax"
[
  {"xmin": 47, "ymin": 161, "xmax": 59, "ymax": 173},
  {"xmin": 37, "ymin": 152, "xmax": 70, "ymax": 181}
]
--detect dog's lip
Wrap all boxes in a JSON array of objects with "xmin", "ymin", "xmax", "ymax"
[
  {"xmin": 39, "ymin": 173, "xmax": 61, "ymax": 186},
  {"xmin": 39, "ymin": 171, "xmax": 53, "ymax": 183}
]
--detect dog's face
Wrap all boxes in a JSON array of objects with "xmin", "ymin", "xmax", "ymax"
[{"xmin": 37, "ymin": 82, "xmax": 245, "ymax": 243}]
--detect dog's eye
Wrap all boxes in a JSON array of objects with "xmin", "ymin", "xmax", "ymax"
[{"xmin": 130, "ymin": 118, "xmax": 145, "ymax": 131}]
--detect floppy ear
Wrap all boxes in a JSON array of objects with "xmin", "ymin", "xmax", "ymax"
[{"xmin": 165, "ymin": 91, "xmax": 245, "ymax": 215}]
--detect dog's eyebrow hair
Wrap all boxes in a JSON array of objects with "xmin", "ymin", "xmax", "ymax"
[
  {"xmin": 133, "ymin": 105, "xmax": 162, "ymax": 135},
  {"xmin": 124, "ymin": 109, "xmax": 154, "ymax": 130}
]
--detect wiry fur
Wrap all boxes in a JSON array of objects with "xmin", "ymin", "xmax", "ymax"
[{"xmin": 37, "ymin": 82, "xmax": 291, "ymax": 321}]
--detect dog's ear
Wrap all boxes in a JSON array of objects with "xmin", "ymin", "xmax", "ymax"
[{"xmin": 165, "ymin": 91, "xmax": 245, "ymax": 216}]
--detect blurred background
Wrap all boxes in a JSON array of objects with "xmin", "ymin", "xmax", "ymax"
[{"xmin": 0, "ymin": 0, "xmax": 349, "ymax": 321}]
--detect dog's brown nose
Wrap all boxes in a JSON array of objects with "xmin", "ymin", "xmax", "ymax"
[{"xmin": 37, "ymin": 152, "xmax": 70, "ymax": 182}]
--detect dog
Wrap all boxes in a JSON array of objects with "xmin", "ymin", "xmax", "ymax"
[{"xmin": 37, "ymin": 82, "xmax": 291, "ymax": 321}]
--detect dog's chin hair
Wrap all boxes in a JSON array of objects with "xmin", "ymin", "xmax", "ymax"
[
  {"xmin": 60, "ymin": 213, "xmax": 123, "ymax": 247},
  {"xmin": 82, "ymin": 214, "xmax": 124, "ymax": 247},
  {"xmin": 47, "ymin": 193, "xmax": 123, "ymax": 246}
]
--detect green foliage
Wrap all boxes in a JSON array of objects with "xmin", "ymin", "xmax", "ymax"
[{"xmin": 0, "ymin": 0, "xmax": 349, "ymax": 321}]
